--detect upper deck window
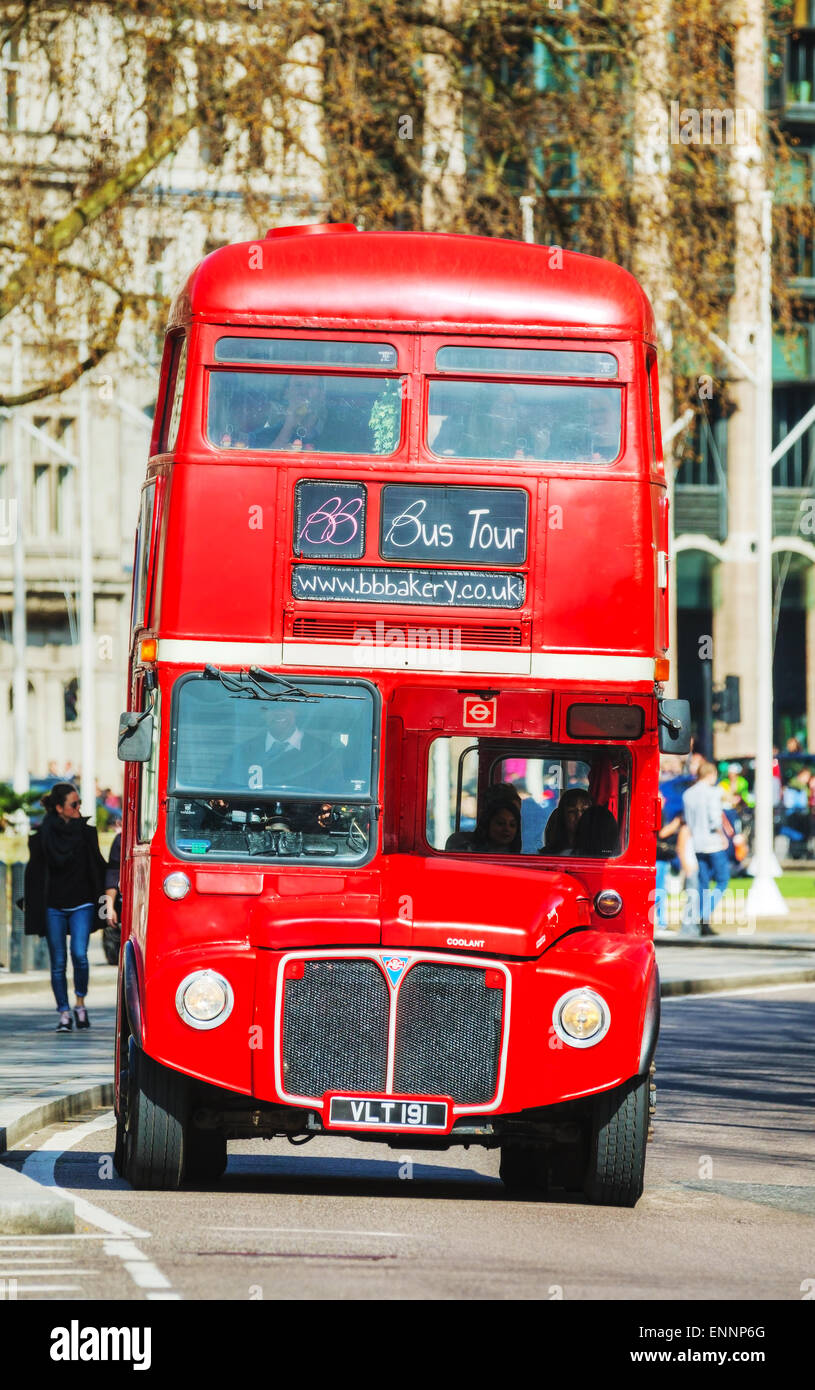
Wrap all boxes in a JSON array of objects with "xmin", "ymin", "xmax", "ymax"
[
  {"xmin": 208, "ymin": 371, "xmax": 404, "ymax": 455},
  {"xmin": 436, "ymin": 346, "xmax": 618, "ymax": 378},
  {"xmin": 428, "ymin": 381, "xmax": 621, "ymax": 464},
  {"xmin": 215, "ymin": 337, "xmax": 398, "ymax": 368}
]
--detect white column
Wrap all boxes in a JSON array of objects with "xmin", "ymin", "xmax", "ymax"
[
  {"xmin": 747, "ymin": 192, "xmax": 786, "ymax": 916},
  {"xmin": 78, "ymin": 344, "xmax": 96, "ymax": 818},
  {"xmin": 433, "ymin": 737, "xmax": 451, "ymax": 846},
  {"xmin": 11, "ymin": 335, "xmax": 28, "ymax": 796}
]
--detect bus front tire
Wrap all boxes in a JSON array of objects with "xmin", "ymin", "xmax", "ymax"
[
  {"xmin": 124, "ymin": 1041, "xmax": 188, "ymax": 1191},
  {"xmin": 583, "ymin": 1074, "xmax": 649, "ymax": 1208}
]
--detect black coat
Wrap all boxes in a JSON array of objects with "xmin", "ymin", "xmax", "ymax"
[{"xmin": 23, "ymin": 815, "xmax": 108, "ymax": 937}]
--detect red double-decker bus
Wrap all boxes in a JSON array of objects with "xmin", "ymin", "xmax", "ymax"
[{"xmin": 114, "ymin": 223, "xmax": 689, "ymax": 1206}]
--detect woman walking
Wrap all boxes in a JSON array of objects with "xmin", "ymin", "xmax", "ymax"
[{"xmin": 24, "ymin": 783, "xmax": 107, "ymax": 1032}]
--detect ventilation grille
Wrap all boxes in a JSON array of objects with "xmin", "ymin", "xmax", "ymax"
[
  {"xmin": 290, "ymin": 616, "xmax": 523, "ymax": 648},
  {"xmin": 393, "ymin": 964, "xmax": 503, "ymax": 1104},
  {"xmin": 282, "ymin": 959, "xmax": 389, "ymax": 1097},
  {"xmin": 280, "ymin": 957, "xmax": 504, "ymax": 1105}
]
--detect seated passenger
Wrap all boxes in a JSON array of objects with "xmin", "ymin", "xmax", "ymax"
[
  {"xmin": 444, "ymin": 784, "xmax": 522, "ymax": 854},
  {"xmin": 271, "ymin": 377, "xmax": 327, "ymax": 451},
  {"xmin": 539, "ymin": 788, "xmax": 592, "ymax": 855},
  {"xmin": 432, "ymin": 411, "xmax": 469, "ymax": 457},
  {"xmin": 217, "ymin": 386, "xmax": 277, "ymax": 449},
  {"xmin": 575, "ymin": 804, "xmax": 619, "ymax": 856},
  {"xmin": 470, "ymin": 786, "xmax": 523, "ymax": 854}
]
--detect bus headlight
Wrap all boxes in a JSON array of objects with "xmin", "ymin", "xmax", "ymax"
[
  {"xmin": 594, "ymin": 889, "xmax": 622, "ymax": 917},
  {"xmin": 163, "ymin": 872, "xmax": 191, "ymax": 900},
  {"xmin": 176, "ymin": 970, "xmax": 234, "ymax": 1029},
  {"xmin": 552, "ymin": 989, "xmax": 610, "ymax": 1047}
]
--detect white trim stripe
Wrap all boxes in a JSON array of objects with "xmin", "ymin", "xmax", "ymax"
[
  {"xmin": 530, "ymin": 653, "xmax": 654, "ymax": 680},
  {"xmin": 282, "ymin": 641, "xmax": 530, "ymax": 674},
  {"xmin": 157, "ymin": 640, "xmax": 283, "ymax": 664},
  {"xmin": 155, "ymin": 639, "xmax": 655, "ymax": 682}
]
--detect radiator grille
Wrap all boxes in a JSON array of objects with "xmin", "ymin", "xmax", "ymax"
[
  {"xmin": 393, "ymin": 964, "xmax": 503, "ymax": 1104},
  {"xmin": 290, "ymin": 616, "xmax": 523, "ymax": 648},
  {"xmin": 282, "ymin": 959, "xmax": 389, "ymax": 1097}
]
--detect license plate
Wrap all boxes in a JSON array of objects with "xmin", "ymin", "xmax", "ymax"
[{"xmin": 328, "ymin": 1097, "xmax": 449, "ymax": 1131}]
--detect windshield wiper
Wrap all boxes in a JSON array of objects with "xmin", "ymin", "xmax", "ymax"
[
  {"xmin": 202, "ymin": 665, "xmax": 361, "ymax": 702},
  {"xmin": 248, "ymin": 666, "xmax": 362, "ymax": 701}
]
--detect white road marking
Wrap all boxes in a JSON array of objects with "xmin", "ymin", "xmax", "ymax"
[
  {"xmin": 16, "ymin": 1284, "xmax": 83, "ymax": 1294},
  {"xmin": 666, "ymin": 980, "xmax": 815, "ymax": 1001},
  {"xmin": 209, "ymin": 1226, "xmax": 415, "ymax": 1238},
  {"xmin": 21, "ymin": 1109, "xmax": 181, "ymax": 1299}
]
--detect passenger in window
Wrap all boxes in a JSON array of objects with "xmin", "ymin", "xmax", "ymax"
[
  {"xmin": 471, "ymin": 786, "xmax": 523, "ymax": 854},
  {"xmin": 575, "ymin": 804, "xmax": 619, "ymax": 856},
  {"xmin": 217, "ymin": 385, "xmax": 276, "ymax": 449},
  {"xmin": 589, "ymin": 393, "xmax": 619, "ymax": 462},
  {"xmin": 444, "ymin": 783, "xmax": 521, "ymax": 854},
  {"xmin": 539, "ymin": 788, "xmax": 592, "ymax": 855},
  {"xmin": 272, "ymin": 377, "xmax": 327, "ymax": 451},
  {"xmin": 479, "ymin": 385, "xmax": 527, "ymax": 460},
  {"xmin": 432, "ymin": 408, "xmax": 468, "ymax": 457}
]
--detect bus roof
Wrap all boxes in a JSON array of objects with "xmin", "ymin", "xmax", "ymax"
[{"xmin": 169, "ymin": 226, "xmax": 655, "ymax": 342}]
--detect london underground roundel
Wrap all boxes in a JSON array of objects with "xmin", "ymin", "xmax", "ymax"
[{"xmin": 463, "ymin": 696, "xmax": 497, "ymax": 728}]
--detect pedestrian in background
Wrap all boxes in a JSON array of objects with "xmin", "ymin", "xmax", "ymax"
[
  {"xmin": 23, "ymin": 783, "xmax": 107, "ymax": 1032},
  {"xmin": 682, "ymin": 761, "xmax": 734, "ymax": 937}
]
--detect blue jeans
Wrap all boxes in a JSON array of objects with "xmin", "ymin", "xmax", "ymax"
[
  {"xmin": 44, "ymin": 904, "xmax": 94, "ymax": 1011},
  {"xmin": 696, "ymin": 850, "xmax": 731, "ymax": 925}
]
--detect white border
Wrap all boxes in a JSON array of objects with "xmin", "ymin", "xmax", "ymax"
[
  {"xmin": 530, "ymin": 653, "xmax": 654, "ymax": 680},
  {"xmin": 282, "ymin": 641, "xmax": 531, "ymax": 674},
  {"xmin": 157, "ymin": 639, "xmax": 283, "ymax": 664},
  {"xmin": 273, "ymin": 948, "xmax": 512, "ymax": 1119},
  {"xmin": 156, "ymin": 638, "xmax": 654, "ymax": 682}
]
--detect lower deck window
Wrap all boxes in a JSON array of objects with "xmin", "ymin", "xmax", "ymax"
[{"xmin": 426, "ymin": 738, "xmax": 629, "ymax": 859}]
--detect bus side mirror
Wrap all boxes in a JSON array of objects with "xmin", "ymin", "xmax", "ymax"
[
  {"xmin": 117, "ymin": 711, "xmax": 154, "ymax": 762},
  {"xmin": 657, "ymin": 699, "xmax": 691, "ymax": 754}
]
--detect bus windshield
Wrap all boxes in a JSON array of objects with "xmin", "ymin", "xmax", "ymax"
[
  {"xmin": 428, "ymin": 381, "xmax": 621, "ymax": 463},
  {"xmin": 207, "ymin": 371, "xmax": 404, "ymax": 454},
  {"xmin": 167, "ymin": 674, "xmax": 376, "ymax": 864}
]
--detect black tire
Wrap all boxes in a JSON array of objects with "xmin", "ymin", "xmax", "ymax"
[
  {"xmin": 184, "ymin": 1128, "xmax": 228, "ymax": 1183},
  {"xmin": 584, "ymin": 1074, "xmax": 649, "ymax": 1207},
  {"xmin": 499, "ymin": 1144, "xmax": 546, "ymax": 1194},
  {"xmin": 124, "ymin": 1040, "xmax": 188, "ymax": 1190}
]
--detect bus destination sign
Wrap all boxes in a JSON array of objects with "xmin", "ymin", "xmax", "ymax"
[
  {"xmin": 292, "ymin": 565, "xmax": 525, "ymax": 608},
  {"xmin": 380, "ymin": 485, "xmax": 528, "ymax": 565}
]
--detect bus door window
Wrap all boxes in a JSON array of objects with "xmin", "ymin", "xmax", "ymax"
[
  {"xmin": 207, "ymin": 370, "xmax": 405, "ymax": 455},
  {"xmin": 427, "ymin": 736, "xmax": 628, "ymax": 858},
  {"xmin": 137, "ymin": 685, "xmax": 160, "ymax": 844}
]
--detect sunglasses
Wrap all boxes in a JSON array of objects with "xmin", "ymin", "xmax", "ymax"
[{"xmin": 64, "ymin": 799, "xmax": 80, "ymax": 809}]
